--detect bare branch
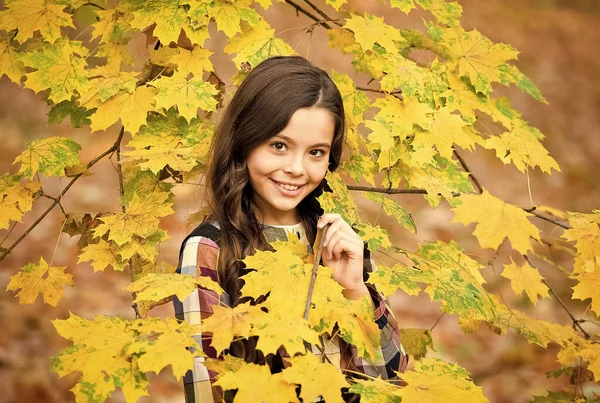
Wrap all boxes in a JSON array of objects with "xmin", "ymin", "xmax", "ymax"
[
  {"xmin": 524, "ymin": 255, "xmax": 590, "ymax": 339},
  {"xmin": 301, "ymin": 0, "xmax": 343, "ymax": 27},
  {"xmin": 284, "ymin": 0, "xmax": 332, "ymax": 29},
  {"xmin": 453, "ymin": 148, "xmax": 483, "ymax": 194},
  {"xmin": 0, "ymin": 129, "xmax": 126, "ymax": 261},
  {"xmin": 346, "ymin": 185, "xmax": 427, "ymax": 195}
]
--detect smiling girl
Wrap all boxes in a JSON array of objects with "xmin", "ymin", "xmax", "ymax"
[{"xmin": 174, "ymin": 56, "xmax": 407, "ymax": 402}]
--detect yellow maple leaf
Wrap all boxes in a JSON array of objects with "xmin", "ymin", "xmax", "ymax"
[
  {"xmin": 442, "ymin": 26, "xmax": 519, "ymax": 94},
  {"xmin": 0, "ymin": 36, "xmax": 25, "ymax": 83},
  {"xmin": 87, "ymin": 86, "xmax": 157, "ymax": 134},
  {"xmin": 399, "ymin": 328, "xmax": 434, "ymax": 360},
  {"xmin": 412, "ymin": 106, "xmax": 479, "ymax": 164},
  {"xmin": 52, "ymin": 314, "xmax": 149, "ymax": 402},
  {"xmin": 398, "ymin": 358, "xmax": 487, "ymax": 402},
  {"xmin": 501, "ymin": 258, "xmax": 549, "ymax": 303},
  {"xmin": 6, "ymin": 257, "xmax": 73, "ymax": 306},
  {"xmin": 331, "ymin": 71, "xmax": 370, "ymax": 127},
  {"xmin": 563, "ymin": 211, "xmax": 600, "ymax": 275},
  {"xmin": 335, "ymin": 296, "xmax": 382, "ymax": 362},
  {"xmin": 200, "ymin": 303, "xmax": 262, "ymax": 353},
  {"xmin": 361, "ymin": 192, "xmax": 416, "ymax": 233},
  {"xmin": 368, "ymin": 263, "xmax": 432, "ymax": 298},
  {"xmin": 356, "ymin": 222, "xmax": 392, "ymax": 252},
  {"xmin": 571, "ymin": 270, "xmax": 600, "ymax": 317},
  {"xmin": 152, "ymin": 71, "xmax": 218, "ymax": 122},
  {"xmin": 224, "ymin": 19, "xmax": 296, "ymax": 70},
  {"xmin": 21, "ymin": 40, "xmax": 89, "ymax": 103},
  {"xmin": 490, "ymin": 299, "xmax": 577, "ymax": 348},
  {"xmin": 213, "ymin": 359, "xmax": 298, "ymax": 402},
  {"xmin": 452, "ymin": 189, "xmax": 540, "ymax": 254},
  {"xmin": 117, "ymin": 230, "xmax": 168, "ymax": 261},
  {"xmin": 13, "ymin": 136, "xmax": 81, "ymax": 179},
  {"xmin": 52, "ymin": 314, "xmax": 200, "ymax": 402},
  {"xmin": 130, "ymin": 0, "xmax": 187, "ymax": 44},
  {"xmin": 416, "ymin": 0, "xmax": 462, "ymax": 26},
  {"xmin": 128, "ymin": 273, "xmax": 223, "ymax": 305},
  {"xmin": 442, "ymin": 73, "xmax": 488, "ymax": 124},
  {"xmin": 282, "ymin": 354, "xmax": 350, "ymax": 403},
  {"xmin": 484, "ymin": 122, "xmax": 560, "ymax": 174},
  {"xmin": 0, "ymin": 174, "xmax": 41, "ymax": 229},
  {"xmin": 94, "ymin": 191, "xmax": 173, "ymax": 246},
  {"xmin": 327, "ymin": 28, "xmax": 384, "ymax": 79},
  {"xmin": 557, "ymin": 337, "xmax": 600, "ymax": 381},
  {"xmin": 90, "ymin": 6, "xmax": 134, "ymax": 45},
  {"xmin": 151, "ymin": 46, "xmax": 214, "ymax": 75},
  {"xmin": 348, "ymin": 377, "xmax": 404, "ymax": 402},
  {"xmin": 325, "ymin": 0, "xmax": 347, "ymax": 12},
  {"xmin": 343, "ymin": 13, "xmax": 405, "ymax": 55},
  {"xmin": 128, "ymin": 317, "xmax": 201, "ymax": 379},
  {"xmin": 78, "ymin": 238, "xmax": 127, "ymax": 272},
  {"xmin": 204, "ymin": 0, "xmax": 261, "ymax": 38},
  {"xmin": 252, "ymin": 316, "xmax": 320, "ymax": 356},
  {"xmin": 80, "ymin": 65, "xmax": 138, "ymax": 103},
  {"xmin": 0, "ymin": 0, "xmax": 75, "ymax": 44}
]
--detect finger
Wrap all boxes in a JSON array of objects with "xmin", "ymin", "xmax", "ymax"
[
  {"xmin": 326, "ymin": 231, "xmax": 362, "ymax": 259},
  {"xmin": 317, "ymin": 213, "xmax": 342, "ymax": 228}
]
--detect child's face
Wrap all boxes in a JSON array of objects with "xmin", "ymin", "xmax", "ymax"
[{"xmin": 247, "ymin": 107, "xmax": 335, "ymax": 225}]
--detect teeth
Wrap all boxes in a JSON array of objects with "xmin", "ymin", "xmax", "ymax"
[{"xmin": 276, "ymin": 182, "xmax": 299, "ymax": 191}]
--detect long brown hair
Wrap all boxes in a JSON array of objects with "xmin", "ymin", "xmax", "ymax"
[{"xmin": 205, "ymin": 56, "xmax": 345, "ymax": 362}]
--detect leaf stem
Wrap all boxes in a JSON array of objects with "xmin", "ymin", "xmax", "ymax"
[{"xmin": 0, "ymin": 129, "xmax": 126, "ymax": 261}]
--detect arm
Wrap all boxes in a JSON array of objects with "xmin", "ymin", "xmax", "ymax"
[{"xmin": 174, "ymin": 235, "xmax": 224, "ymax": 403}]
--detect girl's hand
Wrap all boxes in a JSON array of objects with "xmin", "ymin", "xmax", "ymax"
[{"xmin": 317, "ymin": 213, "xmax": 369, "ymax": 299}]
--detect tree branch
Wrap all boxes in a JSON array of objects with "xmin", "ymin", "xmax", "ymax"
[
  {"xmin": 0, "ymin": 129, "xmax": 125, "ymax": 261},
  {"xmin": 284, "ymin": 0, "xmax": 332, "ymax": 29},
  {"xmin": 301, "ymin": 0, "xmax": 343, "ymax": 27},
  {"xmin": 524, "ymin": 255, "xmax": 590, "ymax": 339},
  {"xmin": 346, "ymin": 185, "xmax": 427, "ymax": 195},
  {"xmin": 453, "ymin": 148, "xmax": 483, "ymax": 194}
]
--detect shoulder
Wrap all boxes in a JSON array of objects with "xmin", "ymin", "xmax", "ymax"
[{"xmin": 177, "ymin": 221, "xmax": 222, "ymax": 277}]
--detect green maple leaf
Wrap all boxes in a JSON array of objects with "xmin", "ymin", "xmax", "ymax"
[
  {"xmin": 21, "ymin": 40, "xmax": 89, "ymax": 103},
  {"xmin": 48, "ymin": 100, "xmax": 93, "ymax": 128},
  {"xmin": 13, "ymin": 136, "xmax": 81, "ymax": 179},
  {"xmin": 152, "ymin": 71, "xmax": 218, "ymax": 122}
]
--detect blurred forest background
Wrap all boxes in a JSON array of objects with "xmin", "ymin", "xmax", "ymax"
[{"xmin": 1, "ymin": 0, "xmax": 599, "ymax": 402}]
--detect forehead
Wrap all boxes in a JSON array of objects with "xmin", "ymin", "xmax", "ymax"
[{"xmin": 277, "ymin": 107, "xmax": 335, "ymax": 145}]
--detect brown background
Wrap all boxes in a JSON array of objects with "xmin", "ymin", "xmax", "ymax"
[{"xmin": 1, "ymin": 0, "xmax": 599, "ymax": 402}]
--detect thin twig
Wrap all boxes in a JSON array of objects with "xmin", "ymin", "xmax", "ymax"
[
  {"xmin": 347, "ymin": 185, "xmax": 427, "ymax": 195},
  {"xmin": 523, "ymin": 256, "xmax": 590, "ymax": 339},
  {"xmin": 40, "ymin": 193, "xmax": 67, "ymax": 216},
  {"xmin": 356, "ymin": 86, "xmax": 402, "ymax": 96},
  {"xmin": 284, "ymin": 0, "xmax": 332, "ymax": 29},
  {"xmin": 529, "ymin": 210, "xmax": 572, "ymax": 230},
  {"xmin": 113, "ymin": 126, "xmax": 142, "ymax": 320},
  {"xmin": 0, "ymin": 130, "xmax": 125, "ymax": 261},
  {"xmin": 304, "ymin": 224, "xmax": 330, "ymax": 320},
  {"xmin": 429, "ymin": 313, "xmax": 445, "ymax": 332},
  {"xmin": 453, "ymin": 148, "xmax": 483, "ymax": 194},
  {"xmin": 301, "ymin": 0, "xmax": 343, "ymax": 27}
]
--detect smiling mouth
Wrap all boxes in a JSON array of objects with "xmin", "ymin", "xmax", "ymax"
[{"xmin": 271, "ymin": 179, "xmax": 304, "ymax": 191}]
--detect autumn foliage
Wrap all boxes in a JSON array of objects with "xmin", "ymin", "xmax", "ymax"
[{"xmin": 1, "ymin": 0, "xmax": 599, "ymax": 402}]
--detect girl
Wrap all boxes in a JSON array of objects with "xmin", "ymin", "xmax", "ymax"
[{"xmin": 174, "ymin": 56, "xmax": 408, "ymax": 402}]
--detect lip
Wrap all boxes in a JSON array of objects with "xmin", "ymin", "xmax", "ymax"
[
  {"xmin": 271, "ymin": 179, "xmax": 305, "ymax": 186},
  {"xmin": 271, "ymin": 179, "xmax": 304, "ymax": 196}
]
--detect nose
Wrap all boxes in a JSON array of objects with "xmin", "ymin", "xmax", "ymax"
[{"xmin": 284, "ymin": 154, "xmax": 305, "ymax": 176}]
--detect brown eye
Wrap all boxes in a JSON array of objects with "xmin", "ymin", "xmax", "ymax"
[
  {"xmin": 310, "ymin": 149, "xmax": 325, "ymax": 157},
  {"xmin": 271, "ymin": 142, "xmax": 287, "ymax": 151}
]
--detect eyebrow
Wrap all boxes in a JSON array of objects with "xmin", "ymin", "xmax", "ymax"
[{"xmin": 275, "ymin": 134, "xmax": 332, "ymax": 149}]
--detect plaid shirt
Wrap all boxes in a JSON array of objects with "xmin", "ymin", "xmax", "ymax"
[{"xmin": 174, "ymin": 222, "xmax": 408, "ymax": 402}]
